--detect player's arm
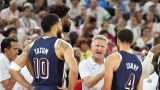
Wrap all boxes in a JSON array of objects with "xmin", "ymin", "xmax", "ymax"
[
  {"xmin": 1, "ymin": 78, "xmax": 15, "ymax": 90},
  {"xmin": 137, "ymin": 73, "xmax": 144, "ymax": 90},
  {"xmin": 26, "ymin": 60, "xmax": 34, "ymax": 77},
  {"xmin": 102, "ymin": 53, "xmax": 119, "ymax": 90},
  {"xmin": 58, "ymin": 40, "xmax": 78, "ymax": 90},
  {"xmin": 142, "ymin": 44, "xmax": 160, "ymax": 77},
  {"xmin": 0, "ymin": 63, "xmax": 16, "ymax": 90},
  {"xmin": 82, "ymin": 72, "xmax": 104, "ymax": 88},
  {"xmin": 79, "ymin": 62, "xmax": 104, "ymax": 89},
  {"xmin": 9, "ymin": 45, "xmax": 34, "ymax": 90}
]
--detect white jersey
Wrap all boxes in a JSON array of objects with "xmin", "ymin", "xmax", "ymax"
[
  {"xmin": 143, "ymin": 72, "xmax": 158, "ymax": 90},
  {"xmin": 0, "ymin": 53, "xmax": 11, "ymax": 90}
]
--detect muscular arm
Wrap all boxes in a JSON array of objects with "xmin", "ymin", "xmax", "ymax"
[
  {"xmin": 1, "ymin": 77, "xmax": 15, "ymax": 90},
  {"xmin": 137, "ymin": 73, "xmax": 144, "ymax": 90},
  {"xmin": 82, "ymin": 71, "xmax": 104, "ymax": 89},
  {"xmin": 9, "ymin": 46, "xmax": 34, "ymax": 89},
  {"xmin": 102, "ymin": 54, "xmax": 119, "ymax": 90},
  {"xmin": 142, "ymin": 44, "xmax": 160, "ymax": 77},
  {"xmin": 58, "ymin": 40, "xmax": 78, "ymax": 90},
  {"xmin": 0, "ymin": 62, "xmax": 16, "ymax": 90}
]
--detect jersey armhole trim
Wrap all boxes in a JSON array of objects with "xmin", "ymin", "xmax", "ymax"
[
  {"xmin": 54, "ymin": 39, "xmax": 60, "ymax": 49},
  {"xmin": 115, "ymin": 52, "xmax": 122, "ymax": 61}
]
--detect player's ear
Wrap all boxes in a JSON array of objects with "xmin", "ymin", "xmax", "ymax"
[
  {"xmin": 51, "ymin": 25, "xmax": 57, "ymax": 32},
  {"xmin": 4, "ymin": 48, "xmax": 8, "ymax": 53}
]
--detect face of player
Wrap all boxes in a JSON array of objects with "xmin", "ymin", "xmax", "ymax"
[
  {"xmin": 91, "ymin": 39, "xmax": 107, "ymax": 60},
  {"xmin": 5, "ymin": 42, "xmax": 19, "ymax": 60},
  {"xmin": 61, "ymin": 13, "xmax": 71, "ymax": 33}
]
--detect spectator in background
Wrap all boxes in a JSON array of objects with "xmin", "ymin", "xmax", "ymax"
[
  {"xmin": 7, "ymin": 17, "xmax": 27, "ymax": 49},
  {"xmin": 98, "ymin": 14, "xmax": 116, "ymax": 40},
  {"xmin": 85, "ymin": 0, "xmax": 110, "ymax": 9},
  {"xmin": 110, "ymin": 0, "xmax": 127, "ymax": 14},
  {"xmin": 76, "ymin": 38, "xmax": 92, "ymax": 61},
  {"xmin": 80, "ymin": 16, "xmax": 97, "ymax": 39},
  {"xmin": 0, "ymin": 0, "xmax": 19, "ymax": 23},
  {"xmin": 125, "ymin": 12, "xmax": 141, "ymax": 42},
  {"xmin": 68, "ymin": 0, "xmax": 81, "ymax": 19},
  {"xmin": 87, "ymin": 0, "xmax": 109, "ymax": 27},
  {"xmin": 3, "ymin": 27, "xmax": 17, "ymax": 39},
  {"xmin": 135, "ymin": 26, "xmax": 154, "ymax": 51},
  {"xmin": 143, "ymin": 0, "xmax": 160, "ymax": 16},
  {"xmin": 0, "ymin": 37, "xmax": 19, "ymax": 90},
  {"xmin": 111, "ymin": 9, "xmax": 126, "ymax": 27},
  {"xmin": 32, "ymin": 0, "xmax": 48, "ymax": 14},
  {"xmin": 69, "ymin": 31, "xmax": 79, "ymax": 47},
  {"xmin": 79, "ymin": 35, "xmax": 108, "ymax": 90},
  {"xmin": 143, "ymin": 9, "xmax": 160, "ymax": 37},
  {"xmin": 74, "ymin": 4, "xmax": 88, "ymax": 34},
  {"xmin": 99, "ymin": 30, "xmax": 116, "ymax": 56},
  {"xmin": 19, "ymin": 5, "xmax": 38, "ymax": 36},
  {"xmin": 123, "ymin": 0, "xmax": 140, "ymax": 21}
]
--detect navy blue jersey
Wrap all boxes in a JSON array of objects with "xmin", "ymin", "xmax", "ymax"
[
  {"xmin": 29, "ymin": 37, "xmax": 64, "ymax": 90},
  {"xmin": 112, "ymin": 51, "xmax": 142, "ymax": 90}
]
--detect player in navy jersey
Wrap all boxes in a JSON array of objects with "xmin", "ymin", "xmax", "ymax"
[
  {"xmin": 9, "ymin": 14, "xmax": 78, "ymax": 90},
  {"xmin": 102, "ymin": 29, "xmax": 143, "ymax": 90}
]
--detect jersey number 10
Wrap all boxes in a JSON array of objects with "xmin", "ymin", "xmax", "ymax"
[{"xmin": 33, "ymin": 58, "xmax": 49, "ymax": 79}]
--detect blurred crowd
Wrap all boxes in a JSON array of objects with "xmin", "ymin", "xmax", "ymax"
[{"xmin": 0, "ymin": 0, "xmax": 160, "ymax": 90}]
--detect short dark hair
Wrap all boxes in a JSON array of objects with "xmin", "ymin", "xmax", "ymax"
[
  {"xmin": 22, "ymin": 6, "xmax": 31, "ymax": 11},
  {"xmin": 41, "ymin": 14, "xmax": 59, "ymax": 33},
  {"xmin": 1, "ymin": 37, "xmax": 18, "ymax": 53},
  {"xmin": 48, "ymin": 4, "xmax": 70, "ymax": 18},
  {"xmin": 3, "ymin": 27, "xmax": 17, "ymax": 37},
  {"xmin": 88, "ymin": 16, "xmax": 97, "ymax": 23},
  {"xmin": 117, "ymin": 29, "xmax": 133, "ymax": 44}
]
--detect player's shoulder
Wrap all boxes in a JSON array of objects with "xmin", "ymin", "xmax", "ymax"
[
  {"xmin": 106, "ymin": 52, "xmax": 121, "ymax": 62},
  {"xmin": 58, "ymin": 39, "xmax": 70, "ymax": 45},
  {"xmin": 56, "ymin": 39, "xmax": 72, "ymax": 49}
]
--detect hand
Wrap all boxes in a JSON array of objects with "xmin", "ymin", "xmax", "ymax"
[
  {"xmin": 141, "ymin": 49, "xmax": 148, "ymax": 57},
  {"xmin": 57, "ymin": 86, "xmax": 67, "ymax": 90},
  {"xmin": 150, "ymin": 44, "xmax": 160, "ymax": 54}
]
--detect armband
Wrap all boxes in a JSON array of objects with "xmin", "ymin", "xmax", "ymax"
[{"xmin": 9, "ymin": 62, "xmax": 22, "ymax": 71}]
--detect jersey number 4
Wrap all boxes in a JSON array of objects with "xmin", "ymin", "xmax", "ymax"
[
  {"xmin": 33, "ymin": 58, "xmax": 49, "ymax": 79},
  {"xmin": 125, "ymin": 73, "xmax": 135, "ymax": 90}
]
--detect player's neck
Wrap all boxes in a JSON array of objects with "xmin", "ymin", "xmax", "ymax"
[
  {"xmin": 119, "ymin": 44, "xmax": 131, "ymax": 52},
  {"xmin": 44, "ymin": 32, "xmax": 57, "ymax": 37}
]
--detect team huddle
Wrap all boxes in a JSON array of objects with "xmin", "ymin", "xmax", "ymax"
[{"xmin": 0, "ymin": 3, "xmax": 160, "ymax": 90}]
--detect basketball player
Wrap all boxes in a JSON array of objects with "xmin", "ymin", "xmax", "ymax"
[
  {"xmin": 102, "ymin": 29, "xmax": 143, "ymax": 90},
  {"xmin": 9, "ymin": 14, "xmax": 78, "ymax": 90},
  {"xmin": 142, "ymin": 39, "xmax": 160, "ymax": 90},
  {"xmin": 48, "ymin": 4, "xmax": 71, "ymax": 39}
]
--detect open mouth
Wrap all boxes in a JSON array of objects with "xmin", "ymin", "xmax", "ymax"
[{"xmin": 96, "ymin": 51, "xmax": 102, "ymax": 54}]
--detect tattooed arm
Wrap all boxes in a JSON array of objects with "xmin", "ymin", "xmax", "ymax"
[{"xmin": 57, "ymin": 39, "xmax": 78, "ymax": 90}]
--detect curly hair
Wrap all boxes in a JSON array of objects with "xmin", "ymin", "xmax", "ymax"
[{"xmin": 48, "ymin": 4, "xmax": 70, "ymax": 18}]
